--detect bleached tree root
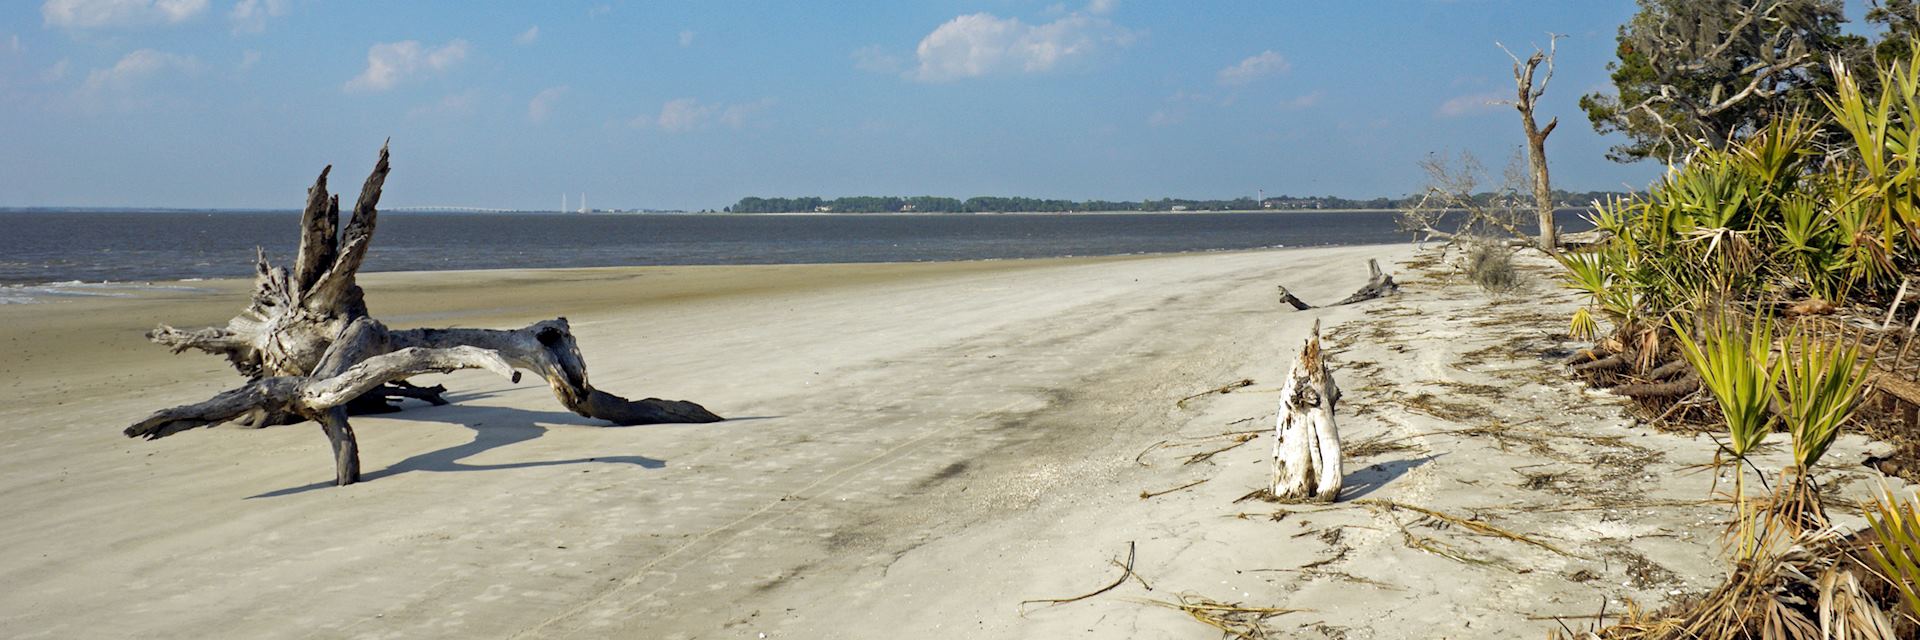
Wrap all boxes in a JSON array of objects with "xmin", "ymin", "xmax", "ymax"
[
  {"xmin": 126, "ymin": 144, "xmax": 722, "ymax": 487},
  {"xmin": 1276, "ymin": 259, "xmax": 1400, "ymax": 310},
  {"xmin": 1272, "ymin": 320, "xmax": 1343, "ymax": 502}
]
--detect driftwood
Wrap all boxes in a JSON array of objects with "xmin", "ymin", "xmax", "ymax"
[
  {"xmin": 128, "ymin": 144, "xmax": 722, "ymax": 486},
  {"xmin": 1276, "ymin": 259, "xmax": 1399, "ymax": 310},
  {"xmin": 1272, "ymin": 320, "xmax": 1343, "ymax": 502}
]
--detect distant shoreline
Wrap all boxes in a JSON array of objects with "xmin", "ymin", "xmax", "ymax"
[{"xmin": 0, "ymin": 206, "xmax": 1598, "ymax": 216}]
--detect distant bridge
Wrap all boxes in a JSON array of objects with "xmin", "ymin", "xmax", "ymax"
[{"xmin": 385, "ymin": 205, "xmax": 529, "ymax": 213}]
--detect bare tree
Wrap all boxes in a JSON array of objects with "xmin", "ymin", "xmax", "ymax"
[
  {"xmin": 1500, "ymin": 35, "xmax": 1563, "ymax": 252},
  {"xmin": 1398, "ymin": 150, "xmax": 1535, "ymax": 249}
]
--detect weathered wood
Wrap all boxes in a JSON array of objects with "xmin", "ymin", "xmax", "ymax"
[
  {"xmin": 1276, "ymin": 259, "xmax": 1399, "ymax": 310},
  {"xmin": 1571, "ymin": 354, "xmax": 1627, "ymax": 373},
  {"xmin": 1610, "ymin": 373, "xmax": 1699, "ymax": 398},
  {"xmin": 127, "ymin": 145, "xmax": 723, "ymax": 486},
  {"xmin": 124, "ymin": 344, "xmax": 520, "ymax": 440},
  {"xmin": 1272, "ymin": 320, "xmax": 1343, "ymax": 502}
]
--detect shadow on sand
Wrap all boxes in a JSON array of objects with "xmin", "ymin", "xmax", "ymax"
[
  {"xmin": 1339, "ymin": 454, "xmax": 1439, "ymax": 501},
  {"xmin": 247, "ymin": 396, "xmax": 773, "ymax": 499}
]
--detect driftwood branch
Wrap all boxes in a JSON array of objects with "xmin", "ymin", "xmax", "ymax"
[
  {"xmin": 1277, "ymin": 259, "xmax": 1399, "ymax": 310},
  {"xmin": 126, "ymin": 144, "xmax": 723, "ymax": 487}
]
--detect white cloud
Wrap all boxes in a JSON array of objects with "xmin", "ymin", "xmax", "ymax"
[
  {"xmin": 852, "ymin": 45, "xmax": 902, "ymax": 73},
  {"xmin": 1282, "ymin": 90, "xmax": 1323, "ymax": 110},
  {"xmin": 639, "ymin": 97, "xmax": 772, "ymax": 132},
  {"xmin": 42, "ymin": 0, "xmax": 208, "ymax": 28},
  {"xmin": 238, "ymin": 49, "xmax": 260, "ymax": 70},
  {"xmin": 227, "ymin": 0, "xmax": 286, "ymax": 34},
  {"xmin": 84, "ymin": 48, "xmax": 198, "ymax": 90},
  {"xmin": 1437, "ymin": 92, "xmax": 1505, "ymax": 117},
  {"xmin": 528, "ymin": 85, "xmax": 567, "ymax": 123},
  {"xmin": 343, "ymin": 39, "xmax": 469, "ymax": 92},
  {"xmin": 1085, "ymin": 0, "xmax": 1116, "ymax": 15},
  {"xmin": 1216, "ymin": 50, "xmax": 1288, "ymax": 86},
  {"xmin": 515, "ymin": 25, "xmax": 539, "ymax": 45},
  {"xmin": 908, "ymin": 12, "xmax": 1135, "ymax": 82},
  {"xmin": 678, "ymin": 29, "xmax": 695, "ymax": 47}
]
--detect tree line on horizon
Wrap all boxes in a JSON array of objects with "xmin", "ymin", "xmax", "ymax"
[{"xmin": 723, "ymin": 189, "xmax": 1635, "ymax": 214}]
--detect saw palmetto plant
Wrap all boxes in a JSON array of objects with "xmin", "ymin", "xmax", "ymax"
[
  {"xmin": 1780, "ymin": 329, "xmax": 1870, "ymax": 473},
  {"xmin": 1865, "ymin": 487, "xmax": 1920, "ymax": 623},
  {"xmin": 1673, "ymin": 312, "xmax": 1781, "ymax": 557}
]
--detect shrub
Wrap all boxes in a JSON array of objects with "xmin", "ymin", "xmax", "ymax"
[{"xmin": 1464, "ymin": 239, "xmax": 1521, "ymax": 294}]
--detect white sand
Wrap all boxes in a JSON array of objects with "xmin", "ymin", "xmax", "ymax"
[{"xmin": 0, "ymin": 246, "xmax": 1901, "ymax": 639}]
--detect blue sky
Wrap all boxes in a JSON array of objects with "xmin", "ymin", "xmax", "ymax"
[{"xmin": 0, "ymin": 1, "xmax": 1773, "ymax": 210}]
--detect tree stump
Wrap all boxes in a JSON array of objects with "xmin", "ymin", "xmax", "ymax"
[
  {"xmin": 126, "ymin": 144, "xmax": 723, "ymax": 487},
  {"xmin": 1272, "ymin": 320, "xmax": 1343, "ymax": 502}
]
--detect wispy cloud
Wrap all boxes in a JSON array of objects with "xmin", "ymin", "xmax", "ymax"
[
  {"xmin": 238, "ymin": 49, "xmax": 260, "ymax": 70},
  {"xmin": 1085, "ymin": 0, "xmax": 1117, "ymax": 15},
  {"xmin": 84, "ymin": 48, "xmax": 198, "ymax": 90},
  {"xmin": 515, "ymin": 25, "xmax": 539, "ymax": 46},
  {"xmin": 1437, "ymin": 92, "xmax": 1505, "ymax": 117},
  {"xmin": 907, "ymin": 11, "xmax": 1136, "ymax": 82},
  {"xmin": 678, "ymin": 29, "xmax": 695, "ymax": 47},
  {"xmin": 343, "ymin": 39, "xmax": 469, "ymax": 92},
  {"xmin": 43, "ymin": 0, "xmax": 208, "ymax": 29},
  {"xmin": 637, "ymin": 97, "xmax": 773, "ymax": 132},
  {"xmin": 1216, "ymin": 50, "xmax": 1288, "ymax": 86},
  {"xmin": 528, "ymin": 85, "xmax": 567, "ymax": 123},
  {"xmin": 1282, "ymin": 90, "xmax": 1323, "ymax": 110},
  {"xmin": 227, "ymin": 0, "xmax": 287, "ymax": 34},
  {"xmin": 7, "ymin": 34, "xmax": 21, "ymax": 54}
]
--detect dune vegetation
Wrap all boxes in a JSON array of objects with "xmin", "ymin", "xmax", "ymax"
[{"xmin": 1552, "ymin": 48, "xmax": 1920, "ymax": 639}]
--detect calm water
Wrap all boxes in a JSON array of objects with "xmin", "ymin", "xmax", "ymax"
[{"xmin": 0, "ymin": 209, "xmax": 1586, "ymax": 290}]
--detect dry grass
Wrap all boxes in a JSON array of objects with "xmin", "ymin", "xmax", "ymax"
[
  {"xmin": 1136, "ymin": 593, "xmax": 1306, "ymax": 639},
  {"xmin": 1566, "ymin": 528, "xmax": 1913, "ymax": 640},
  {"xmin": 1358, "ymin": 498, "xmax": 1581, "ymax": 559},
  {"xmin": 1464, "ymin": 239, "xmax": 1522, "ymax": 295}
]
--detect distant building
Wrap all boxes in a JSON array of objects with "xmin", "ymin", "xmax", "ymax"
[
  {"xmin": 1170, "ymin": 205, "xmax": 1189, "ymax": 212},
  {"xmin": 815, "ymin": 205, "xmax": 833, "ymax": 212}
]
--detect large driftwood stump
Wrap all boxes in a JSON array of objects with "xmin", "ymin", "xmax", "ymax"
[
  {"xmin": 1272, "ymin": 320, "xmax": 1342, "ymax": 502},
  {"xmin": 128, "ymin": 144, "xmax": 722, "ymax": 487},
  {"xmin": 1276, "ymin": 259, "xmax": 1398, "ymax": 310}
]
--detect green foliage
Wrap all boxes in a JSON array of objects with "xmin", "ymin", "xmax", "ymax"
[
  {"xmin": 1672, "ymin": 314, "xmax": 1780, "ymax": 459},
  {"xmin": 1559, "ymin": 41, "xmax": 1920, "ymax": 340},
  {"xmin": 1869, "ymin": 0, "xmax": 1920, "ymax": 67},
  {"xmin": 1581, "ymin": 0, "xmax": 1863, "ymax": 163},
  {"xmin": 1864, "ymin": 486, "xmax": 1920, "ymax": 619},
  {"xmin": 1778, "ymin": 330, "xmax": 1869, "ymax": 470}
]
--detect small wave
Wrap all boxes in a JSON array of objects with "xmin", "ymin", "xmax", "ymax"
[{"xmin": 0, "ymin": 280, "xmax": 219, "ymax": 304}]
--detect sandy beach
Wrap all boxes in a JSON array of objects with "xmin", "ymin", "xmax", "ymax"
[{"xmin": 0, "ymin": 246, "xmax": 1901, "ymax": 639}]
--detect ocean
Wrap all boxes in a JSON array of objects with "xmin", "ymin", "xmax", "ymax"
[{"xmin": 0, "ymin": 209, "xmax": 1585, "ymax": 300}]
